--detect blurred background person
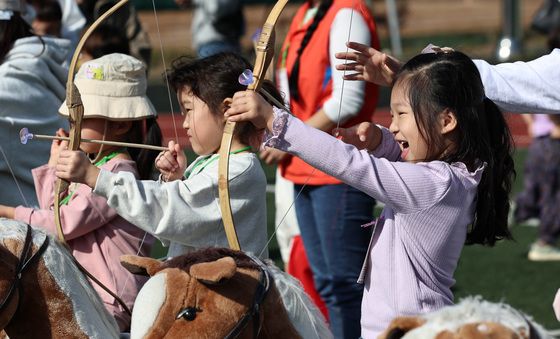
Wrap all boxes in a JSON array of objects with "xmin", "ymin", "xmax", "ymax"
[
  {"xmin": 30, "ymin": 0, "xmax": 63, "ymax": 37},
  {"xmin": 515, "ymin": 114, "xmax": 560, "ymax": 261},
  {"xmin": 77, "ymin": 0, "xmax": 151, "ymax": 67},
  {"xmin": 0, "ymin": 0, "xmax": 70, "ymax": 206},
  {"xmin": 173, "ymin": 0, "xmax": 244, "ymax": 58},
  {"xmin": 515, "ymin": 16, "xmax": 560, "ymax": 261},
  {"xmin": 78, "ymin": 23, "xmax": 129, "ymax": 67}
]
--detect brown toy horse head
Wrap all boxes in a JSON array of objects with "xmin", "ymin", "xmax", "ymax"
[{"xmin": 122, "ymin": 247, "xmax": 330, "ymax": 339}]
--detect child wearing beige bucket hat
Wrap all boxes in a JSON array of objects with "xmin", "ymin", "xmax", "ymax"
[
  {"xmin": 55, "ymin": 52, "xmax": 284, "ymax": 261},
  {"xmin": 0, "ymin": 53, "xmax": 162, "ymax": 331}
]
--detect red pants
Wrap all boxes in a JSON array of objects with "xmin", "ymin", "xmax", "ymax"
[{"xmin": 287, "ymin": 235, "xmax": 329, "ymax": 320}]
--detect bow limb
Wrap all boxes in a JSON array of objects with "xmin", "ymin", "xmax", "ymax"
[
  {"xmin": 218, "ymin": 0, "xmax": 289, "ymax": 251},
  {"xmin": 54, "ymin": 0, "xmax": 130, "ymax": 244}
]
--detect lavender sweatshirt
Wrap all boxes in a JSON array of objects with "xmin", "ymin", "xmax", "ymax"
[{"xmin": 266, "ymin": 109, "xmax": 484, "ymax": 338}]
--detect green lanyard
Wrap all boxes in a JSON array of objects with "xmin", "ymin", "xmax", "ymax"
[
  {"xmin": 59, "ymin": 150, "xmax": 123, "ymax": 206},
  {"xmin": 185, "ymin": 146, "xmax": 252, "ymax": 179}
]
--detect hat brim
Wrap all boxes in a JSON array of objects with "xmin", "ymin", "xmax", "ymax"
[{"xmin": 59, "ymin": 94, "xmax": 157, "ymax": 121}]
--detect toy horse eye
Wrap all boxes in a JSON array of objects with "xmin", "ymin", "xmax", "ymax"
[{"xmin": 176, "ymin": 307, "xmax": 201, "ymax": 321}]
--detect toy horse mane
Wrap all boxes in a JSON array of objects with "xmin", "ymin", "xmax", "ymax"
[
  {"xmin": 0, "ymin": 219, "xmax": 119, "ymax": 338},
  {"xmin": 162, "ymin": 247, "xmax": 260, "ymax": 272}
]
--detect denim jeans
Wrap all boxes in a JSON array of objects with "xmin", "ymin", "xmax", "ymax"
[
  {"xmin": 197, "ymin": 41, "xmax": 241, "ymax": 58},
  {"xmin": 294, "ymin": 183, "xmax": 375, "ymax": 339}
]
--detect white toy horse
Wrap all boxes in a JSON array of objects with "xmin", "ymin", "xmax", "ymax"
[{"xmin": 379, "ymin": 296, "xmax": 552, "ymax": 339}]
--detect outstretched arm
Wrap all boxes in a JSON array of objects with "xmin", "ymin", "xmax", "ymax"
[{"xmin": 474, "ymin": 49, "xmax": 560, "ymax": 114}]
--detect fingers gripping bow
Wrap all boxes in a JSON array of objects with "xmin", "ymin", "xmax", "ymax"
[{"xmin": 218, "ymin": 0, "xmax": 289, "ymax": 251}]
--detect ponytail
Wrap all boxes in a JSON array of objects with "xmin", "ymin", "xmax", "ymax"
[
  {"xmin": 288, "ymin": 0, "xmax": 333, "ymax": 102},
  {"xmin": 466, "ymin": 98, "xmax": 515, "ymax": 246}
]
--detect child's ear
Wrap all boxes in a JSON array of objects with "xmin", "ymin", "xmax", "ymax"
[
  {"xmin": 222, "ymin": 98, "xmax": 233, "ymax": 112},
  {"xmin": 440, "ymin": 109, "xmax": 457, "ymax": 135},
  {"xmin": 220, "ymin": 98, "xmax": 233, "ymax": 122}
]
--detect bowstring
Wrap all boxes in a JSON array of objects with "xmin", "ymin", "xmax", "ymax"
[
  {"xmin": 0, "ymin": 145, "xmax": 30, "ymax": 207},
  {"xmin": 258, "ymin": 0, "xmax": 357, "ymax": 259},
  {"xmin": 151, "ymin": 0, "xmax": 179, "ymax": 143},
  {"xmin": 117, "ymin": 1, "xmax": 181, "ymax": 299}
]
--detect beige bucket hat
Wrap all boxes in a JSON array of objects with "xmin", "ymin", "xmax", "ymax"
[{"xmin": 59, "ymin": 53, "xmax": 157, "ymax": 121}]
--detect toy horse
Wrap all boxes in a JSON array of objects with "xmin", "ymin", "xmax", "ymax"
[
  {"xmin": 121, "ymin": 247, "xmax": 332, "ymax": 339},
  {"xmin": 0, "ymin": 219, "xmax": 330, "ymax": 338},
  {"xmin": 379, "ymin": 296, "xmax": 551, "ymax": 339},
  {"xmin": 0, "ymin": 219, "xmax": 119, "ymax": 338}
]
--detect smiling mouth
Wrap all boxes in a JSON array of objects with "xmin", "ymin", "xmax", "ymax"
[{"xmin": 397, "ymin": 140, "xmax": 410, "ymax": 159}]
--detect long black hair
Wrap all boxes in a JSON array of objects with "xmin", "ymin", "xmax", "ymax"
[
  {"xmin": 395, "ymin": 51, "xmax": 515, "ymax": 246},
  {"xmin": 126, "ymin": 117, "xmax": 162, "ymax": 180},
  {"xmin": 167, "ymin": 52, "xmax": 283, "ymax": 148},
  {"xmin": 0, "ymin": 12, "xmax": 35, "ymax": 62},
  {"xmin": 288, "ymin": 0, "xmax": 333, "ymax": 102}
]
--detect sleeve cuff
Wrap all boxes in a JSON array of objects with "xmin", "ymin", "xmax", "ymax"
[
  {"xmin": 263, "ymin": 107, "xmax": 291, "ymax": 151},
  {"xmin": 369, "ymin": 125, "xmax": 401, "ymax": 161},
  {"xmin": 92, "ymin": 169, "xmax": 114, "ymax": 197},
  {"xmin": 13, "ymin": 206, "xmax": 34, "ymax": 224}
]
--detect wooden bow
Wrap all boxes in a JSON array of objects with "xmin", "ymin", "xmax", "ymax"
[
  {"xmin": 51, "ymin": 0, "xmax": 137, "ymax": 316},
  {"xmin": 53, "ymin": 0, "xmax": 130, "ymax": 244},
  {"xmin": 218, "ymin": 0, "xmax": 289, "ymax": 251}
]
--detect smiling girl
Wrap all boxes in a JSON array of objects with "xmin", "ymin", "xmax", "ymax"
[
  {"xmin": 225, "ymin": 48, "xmax": 515, "ymax": 337},
  {"xmin": 55, "ymin": 52, "xmax": 279, "ymax": 258}
]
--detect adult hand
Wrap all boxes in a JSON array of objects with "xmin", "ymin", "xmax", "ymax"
[
  {"xmin": 225, "ymin": 90, "xmax": 274, "ymax": 130},
  {"xmin": 333, "ymin": 122, "xmax": 382, "ymax": 152},
  {"xmin": 55, "ymin": 150, "xmax": 100, "ymax": 188},
  {"xmin": 48, "ymin": 128, "xmax": 69, "ymax": 167},
  {"xmin": 260, "ymin": 148, "xmax": 287, "ymax": 165},
  {"xmin": 155, "ymin": 140, "xmax": 185, "ymax": 182},
  {"xmin": 335, "ymin": 41, "xmax": 402, "ymax": 87}
]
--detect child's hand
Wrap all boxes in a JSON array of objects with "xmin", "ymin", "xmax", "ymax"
[
  {"xmin": 259, "ymin": 148, "xmax": 287, "ymax": 165},
  {"xmin": 0, "ymin": 204, "xmax": 15, "ymax": 219},
  {"xmin": 155, "ymin": 140, "xmax": 186, "ymax": 181},
  {"xmin": 48, "ymin": 128, "xmax": 69, "ymax": 167},
  {"xmin": 225, "ymin": 91, "xmax": 274, "ymax": 130},
  {"xmin": 55, "ymin": 150, "xmax": 100, "ymax": 188},
  {"xmin": 333, "ymin": 122, "xmax": 382, "ymax": 152}
]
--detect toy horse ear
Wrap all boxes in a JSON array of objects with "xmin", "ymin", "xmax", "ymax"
[
  {"xmin": 120, "ymin": 255, "xmax": 164, "ymax": 276},
  {"xmin": 189, "ymin": 257, "xmax": 237, "ymax": 284},
  {"xmin": 378, "ymin": 316, "xmax": 426, "ymax": 339}
]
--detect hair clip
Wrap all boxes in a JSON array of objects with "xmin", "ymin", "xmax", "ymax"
[{"xmin": 421, "ymin": 43, "xmax": 455, "ymax": 54}]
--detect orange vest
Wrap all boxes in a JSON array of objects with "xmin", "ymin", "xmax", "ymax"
[{"xmin": 278, "ymin": 0, "xmax": 380, "ymax": 185}]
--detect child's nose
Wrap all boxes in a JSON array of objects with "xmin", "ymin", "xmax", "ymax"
[{"xmin": 389, "ymin": 120, "xmax": 398, "ymax": 134}]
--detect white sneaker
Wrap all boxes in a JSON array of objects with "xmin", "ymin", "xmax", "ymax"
[{"xmin": 528, "ymin": 242, "xmax": 560, "ymax": 261}]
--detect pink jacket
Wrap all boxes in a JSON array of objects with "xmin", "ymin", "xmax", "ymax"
[{"xmin": 14, "ymin": 159, "xmax": 153, "ymax": 323}]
